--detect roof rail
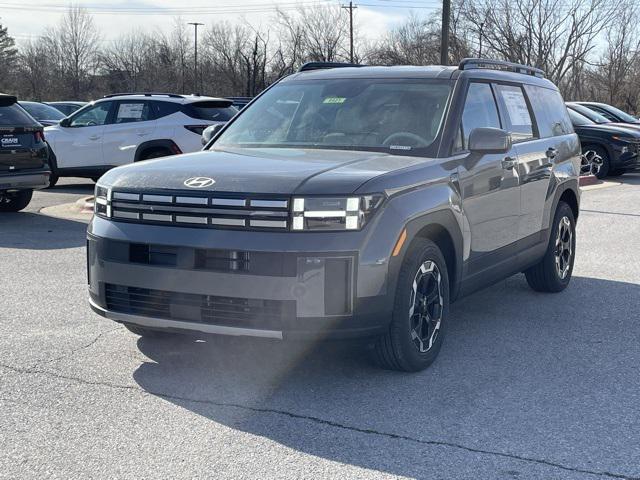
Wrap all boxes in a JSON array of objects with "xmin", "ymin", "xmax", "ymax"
[
  {"xmin": 298, "ymin": 62, "xmax": 363, "ymax": 73},
  {"xmin": 102, "ymin": 92, "xmax": 185, "ymax": 99},
  {"xmin": 459, "ymin": 58, "xmax": 545, "ymax": 78}
]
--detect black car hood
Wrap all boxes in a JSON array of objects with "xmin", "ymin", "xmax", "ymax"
[
  {"xmin": 575, "ymin": 123, "xmax": 640, "ymax": 136},
  {"xmin": 100, "ymin": 147, "xmax": 432, "ymax": 195}
]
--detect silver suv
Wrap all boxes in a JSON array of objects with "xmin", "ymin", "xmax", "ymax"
[{"xmin": 88, "ymin": 59, "xmax": 581, "ymax": 372}]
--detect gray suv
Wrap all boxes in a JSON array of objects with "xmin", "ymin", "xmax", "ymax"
[{"xmin": 88, "ymin": 59, "xmax": 581, "ymax": 372}]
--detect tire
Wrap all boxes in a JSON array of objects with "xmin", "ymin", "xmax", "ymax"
[
  {"xmin": 585, "ymin": 145, "xmax": 610, "ymax": 179},
  {"xmin": 47, "ymin": 174, "xmax": 59, "ymax": 188},
  {"xmin": 0, "ymin": 189, "xmax": 33, "ymax": 212},
  {"xmin": 139, "ymin": 148, "xmax": 171, "ymax": 161},
  {"xmin": 46, "ymin": 146, "xmax": 59, "ymax": 188},
  {"xmin": 372, "ymin": 238, "xmax": 450, "ymax": 372},
  {"xmin": 524, "ymin": 201, "xmax": 576, "ymax": 293},
  {"xmin": 124, "ymin": 324, "xmax": 175, "ymax": 338}
]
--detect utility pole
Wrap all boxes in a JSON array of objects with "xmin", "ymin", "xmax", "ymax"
[
  {"xmin": 440, "ymin": 0, "xmax": 450, "ymax": 66},
  {"xmin": 478, "ymin": 21, "xmax": 485, "ymax": 58},
  {"xmin": 188, "ymin": 22, "xmax": 204, "ymax": 93},
  {"xmin": 342, "ymin": 1, "xmax": 357, "ymax": 63}
]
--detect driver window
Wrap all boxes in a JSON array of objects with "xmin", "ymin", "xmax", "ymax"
[{"xmin": 70, "ymin": 102, "xmax": 112, "ymax": 127}]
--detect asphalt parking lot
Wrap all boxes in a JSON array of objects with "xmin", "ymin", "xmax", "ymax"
[{"xmin": 1, "ymin": 176, "xmax": 639, "ymax": 480}]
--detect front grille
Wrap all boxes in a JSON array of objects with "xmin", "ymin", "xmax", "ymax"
[
  {"xmin": 108, "ymin": 190, "xmax": 290, "ymax": 230},
  {"xmin": 105, "ymin": 284, "xmax": 293, "ymax": 330}
]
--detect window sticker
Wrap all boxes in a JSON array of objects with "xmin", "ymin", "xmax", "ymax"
[
  {"xmin": 117, "ymin": 103, "xmax": 144, "ymax": 119},
  {"xmin": 501, "ymin": 89, "xmax": 532, "ymax": 126},
  {"xmin": 323, "ymin": 97, "xmax": 346, "ymax": 104}
]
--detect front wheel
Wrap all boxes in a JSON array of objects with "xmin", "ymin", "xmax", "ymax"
[
  {"xmin": 0, "ymin": 190, "xmax": 33, "ymax": 212},
  {"xmin": 372, "ymin": 238, "xmax": 449, "ymax": 372},
  {"xmin": 524, "ymin": 201, "xmax": 576, "ymax": 292}
]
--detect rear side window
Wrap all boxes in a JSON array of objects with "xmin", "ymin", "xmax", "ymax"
[
  {"xmin": 0, "ymin": 104, "xmax": 36, "ymax": 126},
  {"xmin": 524, "ymin": 85, "xmax": 573, "ymax": 137},
  {"xmin": 115, "ymin": 101, "xmax": 153, "ymax": 124},
  {"xmin": 152, "ymin": 101, "xmax": 182, "ymax": 119},
  {"xmin": 458, "ymin": 82, "xmax": 501, "ymax": 150},
  {"xmin": 184, "ymin": 101, "xmax": 237, "ymax": 122},
  {"xmin": 494, "ymin": 84, "xmax": 535, "ymax": 142}
]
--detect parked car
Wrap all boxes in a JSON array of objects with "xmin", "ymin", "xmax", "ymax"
[
  {"xmin": 88, "ymin": 59, "xmax": 581, "ymax": 372},
  {"xmin": 566, "ymin": 106, "xmax": 640, "ymax": 178},
  {"xmin": 0, "ymin": 94, "xmax": 50, "ymax": 211},
  {"xmin": 575, "ymin": 101, "xmax": 640, "ymax": 125},
  {"xmin": 19, "ymin": 101, "xmax": 66, "ymax": 127},
  {"xmin": 44, "ymin": 93, "xmax": 238, "ymax": 187},
  {"xmin": 45, "ymin": 101, "xmax": 87, "ymax": 116}
]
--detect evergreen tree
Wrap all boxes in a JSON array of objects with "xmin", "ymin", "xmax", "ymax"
[{"xmin": 0, "ymin": 23, "xmax": 17, "ymax": 90}]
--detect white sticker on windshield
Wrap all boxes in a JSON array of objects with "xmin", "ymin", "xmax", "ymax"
[
  {"xmin": 389, "ymin": 145, "xmax": 411, "ymax": 151},
  {"xmin": 117, "ymin": 103, "xmax": 144, "ymax": 119}
]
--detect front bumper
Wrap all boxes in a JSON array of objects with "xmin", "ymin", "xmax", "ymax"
[
  {"xmin": 87, "ymin": 217, "xmax": 395, "ymax": 339},
  {"xmin": 0, "ymin": 168, "xmax": 50, "ymax": 191}
]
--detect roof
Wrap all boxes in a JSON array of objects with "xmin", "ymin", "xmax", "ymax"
[{"xmin": 283, "ymin": 63, "xmax": 557, "ymax": 89}]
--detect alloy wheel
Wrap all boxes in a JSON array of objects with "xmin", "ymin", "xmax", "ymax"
[
  {"xmin": 409, "ymin": 260, "xmax": 444, "ymax": 353},
  {"xmin": 555, "ymin": 216, "xmax": 573, "ymax": 279}
]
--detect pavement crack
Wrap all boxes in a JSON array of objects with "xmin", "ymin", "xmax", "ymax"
[
  {"xmin": 31, "ymin": 326, "xmax": 122, "ymax": 368},
  {"xmin": 0, "ymin": 362, "xmax": 637, "ymax": 480}
]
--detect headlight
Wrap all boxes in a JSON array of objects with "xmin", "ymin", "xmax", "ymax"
[
  {"xmin": 94, "ymin": 183, "xmax": 111, "ymax": 218},
  {"xmin": 291, "ymin": 194, "xmax": 384, "ymax": 231}
]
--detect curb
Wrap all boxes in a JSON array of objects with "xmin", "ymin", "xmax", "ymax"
[{"xmin": 579, "ymin": 175, "xmax": 599, "ymax": 187}]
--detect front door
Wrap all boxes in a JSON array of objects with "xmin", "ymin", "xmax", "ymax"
[
  {"xmin": 456, "ymin": 82, "xmax": 521, "ymax": 274},
  {"xmin": 54, "ymin": 101, "xmax": 114, "ymax": 169}
]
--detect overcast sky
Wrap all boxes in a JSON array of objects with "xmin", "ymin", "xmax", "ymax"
[{"xmin": 0, "ymin": 0, "xmax": 442, "ymax": 44}]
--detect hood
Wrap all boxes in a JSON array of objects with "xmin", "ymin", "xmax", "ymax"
[
  {"xmin": 99, "ymin": 147, "xmax": 432, "ymax": 195},
  {"xmin": 575, "ymin": 123, "xmax": 640, "ymax": 136}
]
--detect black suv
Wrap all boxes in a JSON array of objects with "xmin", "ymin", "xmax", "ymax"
[
  {"xmin": 0, "ymin": 94, "xmax": 50, "ymax": 212},
  {"xmin": 88, "ymin": 59, "xmax": 581, "ymax": 372}
]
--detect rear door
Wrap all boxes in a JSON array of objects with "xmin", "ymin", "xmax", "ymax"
[
  {"xmin": 101, "ymin": 100, "xmax": 157, "ymax": 166},
  {"xmin": 510, "ymin": 85, "xmax": 574, "ymax": 243},
  {"xmin": 456, "ymin": 82, "xmax": 521, "ymax": 273},
  {"xmin": 53, "ymin": 101, "xmax": 114, "ymax": 169}
]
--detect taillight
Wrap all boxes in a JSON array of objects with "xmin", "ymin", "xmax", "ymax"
[
  {"xmin": 34, "ymin": 131, "xmax": 45, "ymax": 143},
  {"xmin": 184, "ymin": 125, "xmax": 208, "ymax": 135}
]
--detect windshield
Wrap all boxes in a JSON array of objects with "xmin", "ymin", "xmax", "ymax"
[
  {"xmin": 568, "ymin": 104, "xmax": 609, "ymax": 124},
  {"xmin": 568, "ymin": 109, "xmax": 594, "ymax": 126},
  {"xmin": 20, "ymin": 102, "xmax": 65, "ymax": 121},
  {"xmin": 214, "ymin": 78, "xmax": 452, "ymax": 155}
]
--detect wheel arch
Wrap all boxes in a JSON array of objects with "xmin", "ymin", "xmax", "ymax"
[
  {"xmin": 402, "ymin": 209, "xmax": 464, "ymax": 302},
  {"xmin": 134, "ymin": 139, "xmax": 181, "ymax": 162}
]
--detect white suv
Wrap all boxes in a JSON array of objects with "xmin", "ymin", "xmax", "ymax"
[{"xmin": 44, "ymin": 93, "xmax": 237, "ymax": 186}]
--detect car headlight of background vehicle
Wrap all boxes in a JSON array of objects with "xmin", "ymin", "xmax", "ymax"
[
  {"xmin": 291, "ymin": 194, "xmax": 384, "ymax": 231},
  {"xmin": 94, "ymin": 183, "xmax": 111, "ymax": 218}
]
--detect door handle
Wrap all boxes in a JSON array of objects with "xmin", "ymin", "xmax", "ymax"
[
  {"xmin": 546, "ymin": 147, "xmax": 558, "ymax": 159},
  {"xmin": 502, "ymin": 156, "xmax": 517, "ymax": 170},
  {"xmin": 88, "ymin": 135, "xmax": 100, "ymax": 141}
]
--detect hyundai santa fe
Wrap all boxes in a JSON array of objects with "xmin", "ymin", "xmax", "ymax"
[{"xmin": 88, "ymin": 59, "xmax": 581, "ymax": 372}]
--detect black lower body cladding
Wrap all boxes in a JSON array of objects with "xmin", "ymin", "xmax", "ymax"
[{"xmin": 87, "ymin": 220, "xmax": 393, "ymax": 339}]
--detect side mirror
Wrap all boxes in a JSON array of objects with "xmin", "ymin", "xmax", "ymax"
[
  {"xmin": 468, "ymin": 127, "xmax": 512, "ymax": 154},
  {"xmin": 201, "ymin": 123, "xmax": 223, "ymax": 146},
  {"xmin": 59, "ymin": 117, "xmax": 71, "ymax": 128}
]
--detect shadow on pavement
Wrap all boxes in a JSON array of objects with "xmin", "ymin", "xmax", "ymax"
[
  {"xmin": 39, "ymin": 182, "xmax": 95, "ymax": 195},
  {"xmin": 131, "ymin": 275, "xmax": 640, "ymax": 478},
  {"xmin": 0, "ymin": 212, "xmax": 86, "ymax": 249}
]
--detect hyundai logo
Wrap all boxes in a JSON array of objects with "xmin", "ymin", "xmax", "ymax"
[{"xmin": 184, "ymin": 177, "xmax": 216, "ymax": 188}]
